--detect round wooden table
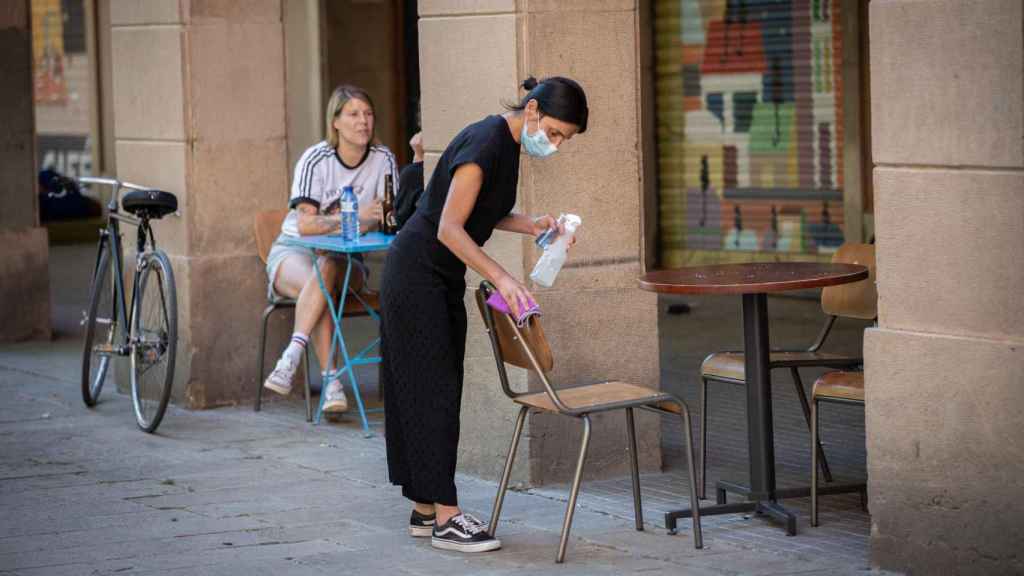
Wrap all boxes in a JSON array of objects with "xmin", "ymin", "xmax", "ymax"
[{"xmin": 639, "ymin": 262, "xmax": 869, "ymax": 535}]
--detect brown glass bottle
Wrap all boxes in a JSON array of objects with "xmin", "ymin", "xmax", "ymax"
[{"xmin": 380, "ymin": 174, "xmax": 397, "ymax": 234}]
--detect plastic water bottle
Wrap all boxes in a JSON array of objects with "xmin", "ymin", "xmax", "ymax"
[
  {"xmin": 530, "ymin": 214, "xmax": 581, "ymax": 287},
  {"xmin": 340, "ymin": 185, "xmax": 359, "ymax": 242}
]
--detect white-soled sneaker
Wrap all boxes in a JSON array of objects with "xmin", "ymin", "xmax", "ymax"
[
  {"xmin": 409, "ymin": 509, "xmax": 436, "ymax": 537},
  {"xmin": 431, "ymin": 513, "xmax": 501, "ymax": 553},
  {"xmin": 322, "ymin": 379, "xmax": 349, "ymax": 413},
  {"xmin": 263, "ymin": 355, "xmax": 298, "ymax": 396}
]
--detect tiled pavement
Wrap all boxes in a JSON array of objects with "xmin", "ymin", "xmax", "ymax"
[
  {"xmin": 0, "ymin": 338, "xmax": 883, "ymax": 576},
  {"xmin": 0, "ymin": 244, "xmax": 887, "ymax": 575}
]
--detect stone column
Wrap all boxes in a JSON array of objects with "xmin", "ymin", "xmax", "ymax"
[
  {"xmin": 0, "ymin": 1, "xmax": 51, "ymax": 343},
  {"xmin": 110, "ymin": 1, "xmax": 288, "ymax": 407},
  {"xmin": 865, "ymin": 1, "xmax": 1024, "ymax": 574},
  {"xmin": 419, "ymin": 0, "xmax": 660, "ymax": 487},
  {"xmin": 419, "ymin": 0, "xmax": 533, "ymax": 484},
  {"xmin": 516, "ymin": 0, "xmax": 662, "ymax": 484}
]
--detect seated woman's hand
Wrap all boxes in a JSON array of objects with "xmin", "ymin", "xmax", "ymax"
[{"xmin": 359, "ymin": 200, "xmax": 384, "ymax": 233}]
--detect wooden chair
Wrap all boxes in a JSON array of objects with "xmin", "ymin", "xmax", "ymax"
[
  {"xmin": 475, "ymin": 281, "xmax": 703, "ymax": 563},
  {"xmin": 810, "ymin": 370, "xmax": 865, "ymax": 526},
  {"xmin": 698, "ymin": 243, "xmax": 876, "ymax": 499},
  {"xmin": 251, "ymin": 209, "xmax": 379, "ymax": 421},
  {"xmin": 253, "ymin": 209, "xmax": 314, "ymax": 421}
]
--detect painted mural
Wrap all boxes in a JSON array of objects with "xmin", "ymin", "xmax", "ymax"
[{"xmin": 656, "ymin": 0, "xmax": 845, "ymax": 266}]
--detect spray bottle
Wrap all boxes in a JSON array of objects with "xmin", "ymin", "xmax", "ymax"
[{"xmin": 530, "ymin": 213, "xmax": 582, "ymax": 287}]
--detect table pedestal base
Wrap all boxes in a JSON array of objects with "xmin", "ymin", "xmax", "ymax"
[
  {"xmin": 664, "ymin": 480, "xmax": 867, "ymax": 537},
  {"xmin": 665, "ymin": 499, "xmax": 797, "ymax": 537}
]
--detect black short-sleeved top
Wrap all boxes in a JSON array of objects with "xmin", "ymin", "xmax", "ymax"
[{"xmin": 416, "ymin": 115, "xmax": 521, "ymax": 246}]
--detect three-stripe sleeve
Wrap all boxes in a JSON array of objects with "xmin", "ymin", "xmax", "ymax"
[{"xmin": 289, "ymin": 145, "xmax": 332, "ymax": 210}]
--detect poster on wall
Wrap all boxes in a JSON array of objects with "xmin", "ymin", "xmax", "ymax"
[
  {"xmin": 657, "ymin": 0, "xmax": 845, "ymax": 266},
  {"xmin": 32, "ymin": 0, "xmax": 68, "ymax": 104}
]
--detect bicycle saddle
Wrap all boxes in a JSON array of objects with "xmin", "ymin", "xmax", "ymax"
[{"xmin": 123, "ymin": 189, "xmax": 178, "ymax": 219}]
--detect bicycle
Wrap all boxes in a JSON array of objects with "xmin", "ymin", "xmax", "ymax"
[{"xmin": 79, "ymin": 177, "xmax": 179, "ymax": 433}]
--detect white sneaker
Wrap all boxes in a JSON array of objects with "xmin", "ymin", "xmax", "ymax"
[
  {"xmin": 263, "ymin": 355, "xmax": 298, "ymax": 396},
  {"xmin": 322, "ymin": 379, "xmax": 349, "ymax": 413}
]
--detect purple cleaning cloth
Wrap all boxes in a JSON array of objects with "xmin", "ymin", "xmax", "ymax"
[{"xmin": 486, "ymin": 292, "xmax": 541, "ymax": 327}]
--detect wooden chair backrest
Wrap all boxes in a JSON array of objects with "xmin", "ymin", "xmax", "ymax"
[
  {"xmin": 821, "ymin": 243, "xmax": 877, "ymax": 319},
  {"xmin": 474, "ymin": 285, "xmax": 554, "ymax": 375},
  {"xmin": 254, "ymin": 209, "xmax": 288, "ymax": 265}
]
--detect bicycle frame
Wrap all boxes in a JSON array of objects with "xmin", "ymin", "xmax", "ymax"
[{"xmin": 80, "ymin": 177, "xmax": 161, "ymax": 357}]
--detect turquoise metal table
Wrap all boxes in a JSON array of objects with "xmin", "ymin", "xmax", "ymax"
[{"xmin": 288, "ymin": 231, "xmax": 395, "ymax": 435}]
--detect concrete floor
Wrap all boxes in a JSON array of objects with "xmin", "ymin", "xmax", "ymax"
[{"xmin": 0, "ymin": 243, "xmax": 886, "ymax": 575}]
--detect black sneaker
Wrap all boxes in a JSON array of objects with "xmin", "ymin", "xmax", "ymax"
[
  {"xmin": 409, "ymin": 509, "xmax": 436, "ymax": 537},
  {"xmin": 431, "ymin": 513, "xmax": 501, "ymax": 553}
]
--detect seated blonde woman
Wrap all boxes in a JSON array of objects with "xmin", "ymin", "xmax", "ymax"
[{"xmin": 263, "ymin": 84, "xmax": 398, "ymax": 412}]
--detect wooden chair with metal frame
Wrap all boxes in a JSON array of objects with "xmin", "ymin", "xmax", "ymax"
[
  {"xmin": 697, "ymin": 243, "xmax": 876, "ymax": 500},
  {"xmin": 810, "ymin": 370, "xmax": 865, "ymax": 526},
  {"xmin": 475, "ymin": 281, "xmax": 703, "ymax": 564},
  {"xmin": 252, "ymin": 209, "xmax": 379, "ymax": 422}
]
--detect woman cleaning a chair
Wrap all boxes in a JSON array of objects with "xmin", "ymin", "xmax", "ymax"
[
  {"xmin": 380, "ymin": 76, "xmax": 589, "ymax": 553},
  {"xmin": 263, "ymin": 84, "xmax": 399, "ymax": 413}
]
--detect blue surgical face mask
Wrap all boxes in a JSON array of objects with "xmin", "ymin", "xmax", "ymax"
[{"xmin": 521, "ymin": 112, "xmax": 558, "ymax": 158}]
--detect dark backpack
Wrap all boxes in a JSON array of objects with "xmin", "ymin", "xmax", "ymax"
[{"xmin": 395, "ymin": 161, "xmax": 424, "ymax": 230}]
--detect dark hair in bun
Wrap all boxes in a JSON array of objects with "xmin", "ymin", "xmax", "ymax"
[{"xmin": 505, "ymin": 75, "xmax": 589, "ymax": 134}]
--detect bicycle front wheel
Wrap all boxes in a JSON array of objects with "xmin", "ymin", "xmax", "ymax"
[
  {"xmin": 130, "ymin": 250, "xmax": 177, "ymax": 432},
  {"xmin": 82, "ymin": 243, "xmax": 116, "ymax": 406}
]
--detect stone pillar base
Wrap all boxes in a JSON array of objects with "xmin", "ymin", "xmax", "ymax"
[{"xmin": 0, "ymin": 227, "xmax": 51, "ymax": 342}]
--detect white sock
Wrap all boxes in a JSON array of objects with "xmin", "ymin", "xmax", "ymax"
[{"xmin": 284, "ymin": 332, "xmax": 308, "ymax": 364}]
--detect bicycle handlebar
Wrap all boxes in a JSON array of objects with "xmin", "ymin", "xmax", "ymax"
[{"xmin": 78, "ymin": 176, "xmax": 156, "ymax": 212}]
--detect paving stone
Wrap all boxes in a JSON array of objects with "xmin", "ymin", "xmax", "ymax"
[{"xmin": 0, "ymin": 291, "xmax": 878, "ymax": 576}]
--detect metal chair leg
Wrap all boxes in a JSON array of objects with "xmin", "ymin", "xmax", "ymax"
[
  {"xmin": 490, "ymin": 405, "xmax": 528, "ymax": 536},
  {"xmin": 677, "ymin": 407, "xmax": 704, "ymax": 549},
  {"xmin": 698, "ymin": 377, "xmax": 708, "ymax": 500},
  {"xmin": 790, "ymin": 368, "xmax": 833, "ymax": 483},
  {"xmin": 303, "ymin": 348, "xmax": 313, "ymax": 422},
  {"xmin": 556, "ymin": 415, "xmax": 592, "ymax": 564},
  {"xmin": 811, "ymin": 396, "xmax": 820, "ymax": 527},
  {"xmin": 255, "ymin": 303, "xmax": 275, "ymax": 412},
  {"xmin": 626, "ymin": 408, "xmax": 643, "ymax": 531}
]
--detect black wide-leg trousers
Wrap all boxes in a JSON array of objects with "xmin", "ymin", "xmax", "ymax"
[{"xmin": 380, "ymin": 224, "xmax": 467, "ymax": 506}]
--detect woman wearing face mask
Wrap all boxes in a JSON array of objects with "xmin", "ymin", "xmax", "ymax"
[{"xmin": 379, "ymin": 76, "xmax": 588, "ymax": 553}]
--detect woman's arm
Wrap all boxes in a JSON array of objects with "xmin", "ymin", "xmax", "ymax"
[
  {"xmin": 438, "ymin": 164, "xmax": 534, "ymax": 315},
  {"xmin": 295, "ymin": 203, "xmax": 339, "ymax": 236},
  {"xmin": 494, "ymin": 213, "xmax": 536, "ymax": 235},
  {"xmin": 296, "ymin": 200, "xmax": 381, "ymax": 235},
  {"xmin": 495, "ymin": 212, "xmax": 564, "ymax": 238}
]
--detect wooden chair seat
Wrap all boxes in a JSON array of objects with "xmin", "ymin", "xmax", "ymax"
[
  {"xmin": 514, "ymin": 381, "xmax": 670, "ymax": 414},
  {"xmin": 811, "ymin": 371, "xmax": 864, "ymax": 402},
  {"xmin": 811, "ymin": 369, "xmax": 866, "ymax": 526},
  {"xmin": 701, "ymin": 351, "xmax": 860, "ymax": 382}
]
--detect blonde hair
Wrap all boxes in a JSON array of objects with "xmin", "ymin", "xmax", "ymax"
[{"xmin": 325, "ymin": 84, "xmax": 375, "ymax": 148}]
